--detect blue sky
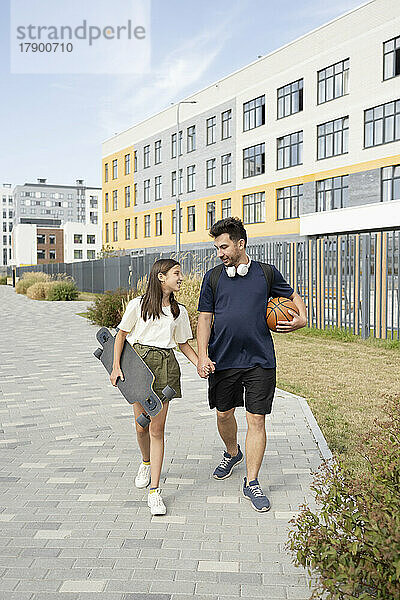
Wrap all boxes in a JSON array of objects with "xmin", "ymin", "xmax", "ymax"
[{"xmin": 0, "ymin": 0, "xmax": 365, "ymax": 188}]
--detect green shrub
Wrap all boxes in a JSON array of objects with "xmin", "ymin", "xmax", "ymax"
[
  {"xmin": 86, "ymin": 288, "xmax": 128, "ymax": 328},
  {"xmin": 15, "ymin": 271, "xmax": 51, "ymax": 294},
  {"xmin": 287, "ymin": 396, "xmax": 400, "ymax": 600},
  {"xmin": 0, "ymin": 276, "xmax": 7, "ymax": 285},
  {"xmin": 47, "ymin": 280, "xmax": 79, "ymax": 301},
  {"xmin": 26, "ymin": 281, "xmax": 56, "ymax": 300}
]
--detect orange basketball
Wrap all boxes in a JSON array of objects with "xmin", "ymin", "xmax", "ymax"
[{"xmin": 266, "ymin": 297, "xmax": 299, "ymax": 332}]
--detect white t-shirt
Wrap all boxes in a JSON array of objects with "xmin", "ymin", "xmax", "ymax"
[{"xmin": 118, "ymin": 296, "xmax": 193, "ymax": 349}]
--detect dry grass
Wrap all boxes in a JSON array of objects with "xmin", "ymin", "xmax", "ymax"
[
  {"xmin": 26, "ymin": 281, "xmax": 56, "ymax": 300},
  {"xmin": 273, "ymin": 328, "xmax": 400, "ymax": 472}
]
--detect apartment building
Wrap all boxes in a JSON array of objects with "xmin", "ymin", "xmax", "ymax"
[
  {"xmin": 1, "ymin": 183, "xmax": 14, "ymax": 266},
  {"xmin": 102, "ymin": 0, "xmax": 400, "ymax": 252}
]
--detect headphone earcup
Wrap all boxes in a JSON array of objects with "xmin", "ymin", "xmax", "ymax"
[
  {"xmin": 237, "ymin": 264, "xmax": 249, "ymax": 276},
  {"xmin": 226, "ymin": 266, "xmax": 236, "ymax": 278}
]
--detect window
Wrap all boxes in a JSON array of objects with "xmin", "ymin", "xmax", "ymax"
[
  {"xmin": 124, "ymin": 153, "xmax": 131, "ymax": 175},
  {"xmin": 187, "ymin": 125, "xmax": 196, "ymax": 152},
  {"xmin": 243, "ymin": 95, "xmax": 265, "ymax": 131},
  {"xmin": 187, "ymin": 205, "xmax": 196, "ymax": 231},
  {"xmin": 221, "ymin": 198, "xmax": 231, "ymax": 219},
  {"xmin": 317, "ymin": 117, "xmax": 348, "ymax": 159},
  {"xmin": 37, "ymin": 250, "xmax": 45, "ymax": 260},
  {"xmin": 318, "ymin": 59, "xmax": 349, "ymax": 104},
  {"xmin": 49, "ymin": 234, "xmax": 56, "ymax": 244},
  {"xmin": 171, "ymin": 170, "xmax": 183, "ymax": 196},
  {"xmin": 277, "ymin": 78, "xmax": 303, "ymax": 119},
  {"xmin": 277, "ymin": 131, "xmax": 303, "ymax": 169},
  {"xmin": 134, "ymin": 216, "xmax": 138, "ymax": 239},
  {"xmin": 382, "ymin": 165, "xmax": 400, "ymax": 202},
  {"xmin": 125, "ymin": 218, "xmax": 131, "ymax": 240},
  {"xmin": 206, "ymin": 158, "xmax": 216, "ymax": 187},
  {"xmin": 172, "ymin": 208, "xmax": 182, "ymax": 234},
  {"xmin": 144, "ymin": 145, "xmax": 150, "ymax": 168},
  {"xmin": 74, "ymin": 234, "xmax": 82, "ymax": 244},
  {"xmin": 156, "ymin": 212, "xmax": 162, "ymax": 236},
  {"xmin": 49, "ymin": 250, "xmax": 56, "ymax": 260},
  {"xmin": 206, "ymin": 202, "xmax": 215, "ymax": 229},
  {"xmin": 112, "ymin": 190, "xmax": 118, "ymax": 210},
  {"xmin": 134, "ymin": 150, "xmax": 137, "ymax": 172},
  {"xmin": 171, "ymin": 131, "xmax": 183, "ymax": 158},
  {"xmin": 112, "ymin": 159, "xmax": 118, "ymax": 179},
  {"xmin": 155, "ymin": 140, "xmax": 162, "ymax": 164},
  {"xmin": 277, "ymin": 185, "xmax": 302, "ymax": 219},
  {"xmin": 222, "ymin": 109, "xmax": 232, "ymax": 139},
  {"xmin": 155, "ymin": 176, "xmax": 162, "ymax": 201},
  {"xmin": 74, "ymin": 250, "xmax": 83, "ymax": 260},
  {"xmin": 243, "ymin": 144, "xmax": 265, "ymax": 178},
  {"xmin": 125, "ymin": 185, "xmax": 131, "ymax": 208},
  {"xmin": 384, "ymin": 36, "xmax": 400, "ymax": 80},
  {"xmin": 87, "ymin": 250, "xmax": 95, "ymax": 260},
  {"xmin": 104, "ymin": 163, "xmax": 108, "ymax": 182},
  {"xmin": 364, "ymin": 100, "xmax": 400, "ymax": 148},
  {"xmin": 37, "ymin": 234, "xmax": 45, "ymax": 244},
  {"xmin": 243, "ymin": 192, "xmax": 265, "ymax": 224},
  {"xmin": 87, "ymin": 234, "xmax": 95, "ymax": 244},
  {"xmin": 316, "ymin": 176, "xmax": 349, "ymax": 211},
  {"xmin": 206, "ymin": 116, "xmax": 216, "ymax": 145},
  {"xmin": 144, "ymin": 215, "xmax": 151, "ymax": 237},
  {"xmin": 221, "ymin": 154, "xmax": 232, "ymax": 184},
  {"xmin": 105, "ymin": 223, "xmax": 109, "ymax": 243},
  {"xmin": 144, "ymin": 179, "xmax": 150, "ymax": 203},
  {"xmin": 113, "ymin": 221, "xmax": 118, "ymax": 242},
  {"xmin": 187, "ymin": 165, "xmax": 195, "ymax": 192},
  {"xmin": 134, "ymin": 183, "xmax": 137, "ymax": 205}
]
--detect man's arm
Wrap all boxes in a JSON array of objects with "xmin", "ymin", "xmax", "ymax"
[
  {"xmin": 196, "ymin": 312, "xmax": 216, "ymax": 378},
  {"xmin": 275, "ymin": 292, "xmax": 307, "ymax": 333}
]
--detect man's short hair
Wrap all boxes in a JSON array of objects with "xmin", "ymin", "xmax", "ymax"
[{"xmin": 209, "ymin": 217, "xmax": 247, "ymax": 247}]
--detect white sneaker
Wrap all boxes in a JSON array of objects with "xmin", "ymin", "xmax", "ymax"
[
  {"xmin": 147, "ymin": 488, "xmax": 166, "ymax": 516},
  {"xmin": 135, "ymin": 462, "xmax": 151, "ymax": 488}
]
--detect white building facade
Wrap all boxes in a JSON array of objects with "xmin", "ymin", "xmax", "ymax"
[{"xmin": 1, "ymin": 183, "xmax": 14, "ymax": 266}]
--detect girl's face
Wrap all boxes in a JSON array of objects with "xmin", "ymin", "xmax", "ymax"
[{"xmin": 159, "ymin": 265, "xmax": 183, "ymax": 293}]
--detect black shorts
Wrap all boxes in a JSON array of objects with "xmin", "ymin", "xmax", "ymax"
[{"xmin": 208, "ymin": 367, "xmax": 276, "ymax": 415}]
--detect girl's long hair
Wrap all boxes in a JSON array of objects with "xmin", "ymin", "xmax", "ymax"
[{"xmin": 141, "ymin": 259, "xmax": 181, "ymax": 321}]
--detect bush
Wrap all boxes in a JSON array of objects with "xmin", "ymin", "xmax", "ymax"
[
  {"xmin": 86, "ymin": 288, "xmax": 128, "ymax": 328},
  {"xmin": 16, "ymin": 271, "xmax": 51, "ymax": 294},
  {"xmin": 287, "ymin": 396, "xmax": 400, "ymax": 600},
  {"xmin": 26, "ymin": 281, "xmax": 56, "ymax": 300},
  {"xmin": 0, "ymin": 276, "xmax": 7, "ymax": 285},
  {"xmin": 47, "ymin": 280, "xmax": 79, "ymax": 301}
]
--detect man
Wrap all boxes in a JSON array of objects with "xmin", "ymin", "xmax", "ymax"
[{"xmin": 197, "ymin": 217, "xmax": 306, "ymax": 512}]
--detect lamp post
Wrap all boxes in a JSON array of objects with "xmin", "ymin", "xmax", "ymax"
[{"xmin": 176, "ymin": 100, "xmax": 197, "ymax": 254}]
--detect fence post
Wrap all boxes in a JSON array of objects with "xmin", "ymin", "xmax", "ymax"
[{"xmin": 361, "ymin": 234, "xmax": 370, "ymax": 339}]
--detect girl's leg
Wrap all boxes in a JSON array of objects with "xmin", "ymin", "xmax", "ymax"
[
  {"xmin": 133, "ymin": 402, "xmax": 150, "ymax": 462},
  {"xmin": 149, "ymin": 401, "xmax": 170, "ymax": 488}
]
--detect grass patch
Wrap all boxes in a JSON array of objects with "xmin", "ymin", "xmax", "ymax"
[{"xmin": 78, "ymin": 291, "xmax": 102, "ymax": 301}]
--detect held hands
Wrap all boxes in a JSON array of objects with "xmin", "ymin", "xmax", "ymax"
[
  {"xmin": 276, "ymin": 309, "xmax": 307, "ymax": 333},
  {"xmin": 110, "ymin": 367, "xmax": 124, "ymax": 387},
  {"xmin": 197, "ymin": 356, "xmax": 216, "ymax": 379}
]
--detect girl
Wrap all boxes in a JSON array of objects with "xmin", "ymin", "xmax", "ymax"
[{"xmin": 110, "ymin": 259, "xmax": 198, "ymax": 515}]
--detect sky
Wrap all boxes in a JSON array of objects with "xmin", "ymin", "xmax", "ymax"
[{"xmin": 0, "ymin": 0, "xmax": 366, "ymax": 188}]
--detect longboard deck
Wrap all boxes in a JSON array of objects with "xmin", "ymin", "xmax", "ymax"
[{"xmin": 94, "ymin": 327, "xmax": 162, "ymax": 416}]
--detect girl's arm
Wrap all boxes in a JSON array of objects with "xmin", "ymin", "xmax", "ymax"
[
  {"xmin": 110, "ymin": 329, "xmax": 128, "ymax": 386},
  {"xmin": 178, "ymin": 341, "xmax": 198, "ymax": 367}
]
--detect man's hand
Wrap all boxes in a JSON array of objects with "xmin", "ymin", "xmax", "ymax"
[
  {"xmin": 276, "ymin": 309, "xmax": 307, "ymax": 333},
  {"xmin": 197, "ymin": 356, "xmax": 216, "ymax": 379},
  {"xmin": 110, "ymin": 367, "xmax": 124, "ymax": 386}
]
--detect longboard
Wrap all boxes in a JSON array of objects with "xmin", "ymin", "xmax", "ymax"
[{"xmin": 94, "ymin": 327, "xmax": 175, "ymax": 427}]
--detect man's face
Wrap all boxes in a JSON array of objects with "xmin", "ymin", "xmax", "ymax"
[{"xmin": 213, "ymin": 233, "xmax": 246, "ymax": 267}]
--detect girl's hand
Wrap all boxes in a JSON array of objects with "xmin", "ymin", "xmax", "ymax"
[
  {"xmin": 197, "ymin": 357, "xmax": 216, "ymax": 379},
  {"xmin": 110, "ymin": 367, "xmax": 124, "ymax": 387}
]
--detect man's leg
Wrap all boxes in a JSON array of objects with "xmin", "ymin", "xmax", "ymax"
[
  {"xmin": 245, "ymin": 412, "xmax": 266, "ymax": 481},
  {"xmin": 216, "ymin": 407, "xmax": 238, "ymax": 456}
]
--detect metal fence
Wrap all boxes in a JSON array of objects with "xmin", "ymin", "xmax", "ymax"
[{"xmin": 16, "ymin": 230, "xmax": 399, "ymax": 340}]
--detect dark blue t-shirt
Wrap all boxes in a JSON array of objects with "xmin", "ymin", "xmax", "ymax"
[{"xmin": 197, "ymin": 262, "xmax": 294, "ymax": 371}]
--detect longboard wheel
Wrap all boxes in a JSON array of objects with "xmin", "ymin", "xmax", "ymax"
[
  {"xmin": 93, "ymin": 348, "xmax": 103, "ymax": 359},
  {"xmin": 162, "ymin": 385, "xmax": 176, "ymax": 400},
  {"xmin": 136, "ymin": 413, "xmax": 151, "ymax": 428}
]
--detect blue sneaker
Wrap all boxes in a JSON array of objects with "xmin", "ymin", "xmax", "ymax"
[
  {"xmin": 213, "ymin": 445, "xmax": 243, "ymax": 479},
  {"xmin": 243, "ymin": 477, "xmax": 271, "ymax": 512}
]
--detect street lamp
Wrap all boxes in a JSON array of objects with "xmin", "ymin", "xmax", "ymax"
[{"xmin": 175, "ymin": 100, "xmax": 197, "ymax": 254}]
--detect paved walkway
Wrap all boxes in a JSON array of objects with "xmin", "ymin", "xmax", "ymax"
[{"xmin": 0, "ymin": 285, "xmax": 327, "ymax": 600}]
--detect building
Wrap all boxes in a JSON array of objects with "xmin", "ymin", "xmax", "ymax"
[
  {"xmin": 102, "ymin": 0, "xmax": 400, "ymax": 253},
  {"xmin": 63, "ymin": 222, "xmax": 102, "ymax": 262},
  {"xmin": 1, "ymin": 183, "xmax": 14, "ymax": 266}
]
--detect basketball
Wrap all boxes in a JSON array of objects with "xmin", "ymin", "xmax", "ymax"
[{"xmin": 266, "ymin": 297, "xmax": 299, "ymax": 332}]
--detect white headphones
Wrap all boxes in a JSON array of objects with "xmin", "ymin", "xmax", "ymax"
[{"xmin": 226, "ymin": 257, "xmax": 252, "ymax": 278}]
